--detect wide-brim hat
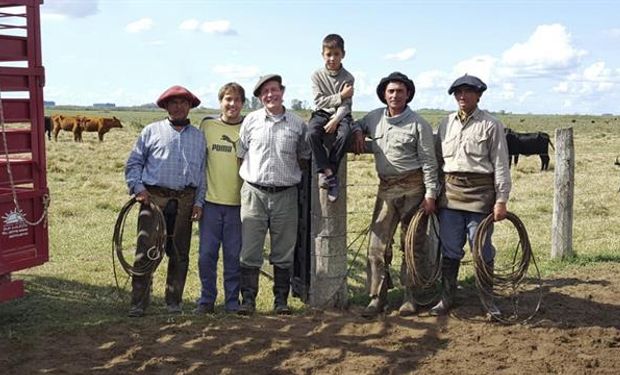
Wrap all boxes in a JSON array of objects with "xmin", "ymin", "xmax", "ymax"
[
  {"xmin": 253, "ymin": 74, "xmax": 283, "ymax": 97},
  {"xmin": 376, "ymin": 72, "xmax": 415, "ymax": 104},
  {"xmin": 448, "ymin": 74, "xmax": 487, "ymax": 94},
  {"xmin": 156, "ymin": 85, "xmax": 201, "ymax": 108}
]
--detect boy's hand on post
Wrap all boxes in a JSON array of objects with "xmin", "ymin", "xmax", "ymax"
[
  {"xmin": 340, "ymin": 83, "xmax": 354, "ymax": 99},
  {"xmin": 352, "ymin": 130, "xmax": 365, "ymax": 154},
  {"xmin": 323, "ymin": 119, "xmax": 339, "ymax": 134}
]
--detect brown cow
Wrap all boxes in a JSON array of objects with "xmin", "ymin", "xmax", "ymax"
[
  {"xmin": 52, "ymin": 115, "xmax": 85, "ymax": 142},
  {"xmin": 81, "ymin": 116, "xmax": 122, "ymax": 141}
]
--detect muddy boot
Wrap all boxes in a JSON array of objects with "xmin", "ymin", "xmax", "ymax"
[
  {"xmin": 429, "ymin": 258, "xmax": 460, "ymax": 316},
  {"xmin": 273, "ymin": 267, "xmax": 292, "ymax": 315},
  {"xmin": 398, "ymin": 287, "xmax": 418, "ymax": 317},
  {"xmin": 480, "ymin": 260, "xmax": 501, "ymax": 320},
  {"xmin": 238, "ymin": 267, "xmax": 259, "ymax": 316},
  {"xmin": 362, "ymin": 272, "xmax": 388, "ymax": 319},
  {"xmin": 128, "ymin": 275, "xmax": 152, "ymax": 318}
]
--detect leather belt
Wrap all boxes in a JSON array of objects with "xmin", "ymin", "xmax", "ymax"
[
  {"xmin": 145, "ymin": 184, "xmax": 196, "ymax": 198},
  {"xmin": 247, "ymin": 181, "xmax": 294, "ymax": 193}
]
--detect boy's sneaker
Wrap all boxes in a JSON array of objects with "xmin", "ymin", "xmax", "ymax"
[
  {"xmin": 327, "ymin": 175, "xmax": 339, "ymax": 202},
  {"xmin": 318, "ymin": 173, "xmax": 329, "ymax": 189}
]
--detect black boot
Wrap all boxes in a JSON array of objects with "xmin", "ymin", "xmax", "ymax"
[
  {"xmin": 480, "ymin": 260, "xmax": 501, "ymax": 319},
  {"xmin": 273, "ymin": 266, "xmax": 291, "ymax": 315},
  {"xmin": 238, "ymin": 267, "xmax": 259, "ymax": 316},
  {"xmin": 429, "ymin": 258, "xmax": 460, "ymax": 316}
]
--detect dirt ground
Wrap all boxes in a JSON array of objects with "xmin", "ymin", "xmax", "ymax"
[{"xmin": 1, "ymin": 263, "xmax": 619, "ymax": 375}]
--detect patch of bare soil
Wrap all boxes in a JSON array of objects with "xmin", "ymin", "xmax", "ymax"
[{"xmin": 1, "ymin": 263, "xmax": 619, "ymax": 374}]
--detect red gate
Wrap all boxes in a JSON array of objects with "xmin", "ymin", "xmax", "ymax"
[{"xmin": 0, "ymin": 0, "xmax": 49, "ymax": 302}]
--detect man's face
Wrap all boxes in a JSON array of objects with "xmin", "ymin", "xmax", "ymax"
[
  {"xmin": 322, "ymin": 47, "xmax": 344, "ymax": 70},
  {"xmin": 453, "ymin": 86, "xmax": 481, "ymax": 114},
  {"xmin": 384, "ymin": 81, "xmax": 409, "ymax": 115},
  {"xmin": 259, "ymin": 80, "xmax": 284, "ymax": 114},
  {"xmin": 220, "ymin": 91, "xmax": 243, "ymax": 121},
  {"xmin": 165, "ymin": 97, "xmax": 191, "ymax": 121}
]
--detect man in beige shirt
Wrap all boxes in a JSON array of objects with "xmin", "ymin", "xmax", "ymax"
[{"xmin": 431, "ymin": 74, "xmax": 511, "ymax": 318}]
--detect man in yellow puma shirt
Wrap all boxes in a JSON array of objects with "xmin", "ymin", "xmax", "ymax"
[{"xmin": 195, "ymin": 82, "xmax": 246, "ymax": 313}]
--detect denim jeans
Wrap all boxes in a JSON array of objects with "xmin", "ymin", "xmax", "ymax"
[
  {"xmin": 307, "ymin": 111, "xmax": 352, "ymax": 174},
  {"xmin": 197, "ymin": 201, "xmax": 241, "ymax": 311},
  {"xmin": 438, "ymin": 208, "xmax": 495, "ymax": 263}
]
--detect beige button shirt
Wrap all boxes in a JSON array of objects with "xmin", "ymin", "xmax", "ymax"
[{"xmin": 436, "ymin": 108, "xmax": 511, "ymax": 203}]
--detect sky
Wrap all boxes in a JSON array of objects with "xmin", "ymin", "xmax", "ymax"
[{"xmin": 12, "ymin": 0, "xmax": 620, "ymax": 114}]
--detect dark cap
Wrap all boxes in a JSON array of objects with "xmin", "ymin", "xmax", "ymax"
[
  {"xmin": 253, "ymin": 74, "xmax": 283, "ymax": 97},
  {"xmin": 376, "ymin": 72, "xmax": 415, "ymax": 104},
  {"xmin": 156, "ymin": 85, "xmax": 201, "ymax": 108},
  {"xmin": 448, "ymin": 74, "xmax": 487, "ymax": 95}
]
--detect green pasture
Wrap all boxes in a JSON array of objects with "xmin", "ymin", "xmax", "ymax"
[{"xmin": 1, "ymin": 107, "xmax": 619, "ymax": 339}]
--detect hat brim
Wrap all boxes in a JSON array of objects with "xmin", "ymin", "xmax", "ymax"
[{"xmin": 376, "ymin": 77, "xmax": 415, "ymax": 104}]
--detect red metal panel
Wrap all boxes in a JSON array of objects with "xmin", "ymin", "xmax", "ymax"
[
  {"xmin": 1, "ymin": 128, "xmax": 31, "ymax": 153},
  {"xmin": 1, "ymin": 98, "xmax": 30, "ymax": 122},
  {"xmin": 0, "ymin": 158, "xmax": 34, "ymax": 185},
  {"xmin": 0, "ymin": 34, "xmax": 27, "ymax": 61},
  {"xmin": 0, "ymin": 277, "xmax": 25, "ymax": 302},
  {"xmin": 0, "ymin": 0, "xmax": 48, "ymax": 302}
]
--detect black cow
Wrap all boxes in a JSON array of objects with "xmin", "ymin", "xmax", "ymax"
[
  {"xmin": 44, "ymin": 115, "xmax": 52, "ymax": 140},
  {"xmin": 505, "ymin": 128, "xmax": 555, "ymax": 171},
  {"xmin": 615, "ymin": 156, "xmax": 620, "ymax": 192}
]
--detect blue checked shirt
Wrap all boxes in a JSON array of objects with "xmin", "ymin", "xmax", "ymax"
[{"xmin": 125, "ymin": 119, "xmax": 206, "ymax": 207}]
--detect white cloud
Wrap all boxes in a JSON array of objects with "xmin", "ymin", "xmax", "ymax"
[
  {"xmin": 179, "ymin": 19, "xmax": 200, "ymax": 31},
  {"xmin": 501, "ymin": 24, "xmax": 587, "ymax": 76},
  {"xmin": 553, "ymin": 61, "xmax": 619, "ymax": 96},
  {"xmin": 415, "ymin": 70, "xmax": 448, "ymax": 90},
  {"xmin": 606, "ymin": 28, "xmax": 620, "ymax": 38},
  {"xmin": 42, "ymin": 0, "xmax": 99, "ymax": 18},
  {"xmin": 384, "ymin": 48, "xmax": 416, "ymax": 61},
  {"xmin": 453, "ymin": 55, "xmax": 498, "ymax": 82},
  {"xmin": 201, "ymin": 20, "xmax": 238, "ymax": 35},
  {"xmin": 126, "ymin": 18, "xmax": 154, "ymax": 33},
  {"xmin": 212, "ymin": 64, "xmax": 260, "ymax": 79}
]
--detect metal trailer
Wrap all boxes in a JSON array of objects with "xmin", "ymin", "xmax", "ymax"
[{"xmin": 0, "ymin": 0, "xmax": 49, "ymax": 302}]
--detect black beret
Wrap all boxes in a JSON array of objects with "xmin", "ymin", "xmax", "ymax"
[
  {"xmin": 448, "ymin": 74, "xmax": 487, "ymax": 94},
  {"xmin": 376, "ymin": 71, "xmax": 415, "ymax": 104},
  {"xmin": 253, "ymin": 74, "xmax": 283, "ymax": 97}
]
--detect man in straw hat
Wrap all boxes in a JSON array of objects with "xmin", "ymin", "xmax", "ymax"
[
  {"xmin": 351, "ymin": 72, "xmax": 438, "ymax": 318},
  {"xmin": 430, "ymin": 74, "xmax": 511, "ymax": 318},
  {"xmin": 236, "ymin": 74, "xmax": 311, "ymax": 315},
  {"xmin": 125, "ymin": 85, "xmax": 206, "ymax": 317}
]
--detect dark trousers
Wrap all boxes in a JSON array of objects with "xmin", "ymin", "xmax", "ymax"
[
  {"xmin": 307, "ymin": 110, "xmax": 353, "ymax": 174},
  {"xmin": 131, "ymin": 189, "xmax": 195, "ymax": 310}
]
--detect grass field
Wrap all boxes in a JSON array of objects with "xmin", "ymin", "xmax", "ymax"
[{"xmin": 1, "ymin": 107, "xmax": 619, "ymax": 340}]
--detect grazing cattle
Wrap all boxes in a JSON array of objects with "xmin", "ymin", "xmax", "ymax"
[
  {"xmin": 51, "ymin": 115, "xmax": 85, "ymax": 142},
  {"xmin": 44, "ymin": 116, "xmax": 52, "ymax": 140},
  {"xmin": 505, "ymin": 128, "xmax": 555, "ymax": 171},
  {"xmin": 81, "ymin": 116, "xmax": 122, "ymax": 142},
  {"xmin": 615, "ymin": 156, "xmax": 620, "ymax": 192}
]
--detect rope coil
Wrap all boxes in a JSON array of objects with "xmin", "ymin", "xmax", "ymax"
[
  {"xmin": 472, "ymin": 211, "xmax": 542, "ymax": 324},
  {"xmin": 112, "ymin": 197, "xmax": 167, "ymax": 286}
]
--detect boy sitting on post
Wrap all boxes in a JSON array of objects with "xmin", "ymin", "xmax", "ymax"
[{"xmin": 307, "ymin": 33, "xmax": 355, "ymax": 202}]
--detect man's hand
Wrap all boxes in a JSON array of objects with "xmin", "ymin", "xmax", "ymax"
[
  {"xmin": 352, "ymin": 130, "xmax": 366, "ymax": 154},
  {"xmin": 340, "ymin": 82, "xmax": 354, "ymax": 99},
  {"xmin": 493, "ymin": 202, "xmax": 507, "ymax": 221},
  {"xmin": 323, "ymin": 119, "xmax": 339, "ymax": 134},
  {"xmin": 135, "ymin": 190, "xmax": 150, "ymax": 205},
  {"xmin": 191, "ymin": 206, "xmax": 203, "ymax": 222},
  {"xmin": 421, "ymin": 197, "xmax": 436, "ymax": 215}
]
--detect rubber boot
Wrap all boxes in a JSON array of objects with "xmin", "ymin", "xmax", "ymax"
[
  {"xmin": 273, "ymin": 266, "xmax": 292, "ymax": 315},
  {"xmin": 238, "ymin": 267, "xmax": 259, "ymax": 316},
  {"xmin": 362, "ymin": 272, "xmax": 388, "ymax": 319},
  {"xmin": 128, "ymin": 275, "xmax": 152, "ymax": 317},
  {"xmin": 480, "ymin": 260, "xmax": 501, "ymax": 320},
  {"xmin": 429, "ymin": 258, "xmax": 460, "ymax": 316},
  {"xmin": 398, "ymin": 261, "xmax": 417, "ymax": 316}
]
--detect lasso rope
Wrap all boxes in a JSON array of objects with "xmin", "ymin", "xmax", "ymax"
[
  {"xmin": 112, "ymin": 197, "xmax": 167, "ymax": 293},
  {"xmin": 472, "ymin": 211, "xmax": 542, "ymax": 324},
  {"xmin": 0, "ymin": 91, "xmax": 50, "ymax": 227},
  {"xmin": 403, "ymin": 209, "xmax": 442, "ymax": 304}
]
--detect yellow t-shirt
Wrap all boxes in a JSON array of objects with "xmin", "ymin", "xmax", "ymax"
[{"xmin": 200, "ymin": 117, "xmax": 243, "ymax": 205}]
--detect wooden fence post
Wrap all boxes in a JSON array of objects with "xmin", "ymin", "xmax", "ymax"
[
  {"xmin": 308, "ymin": 158, "xmax": 348, "ymax": 309},
  {"xmin": 551, "ymin": 127, "xmax": 574, "ymax": 259}
]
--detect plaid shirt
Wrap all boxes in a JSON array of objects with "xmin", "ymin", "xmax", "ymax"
[
  {"xmin": 125, "ymin": 119, "xmax": 206, "ymax": 207},
  {"xmin": 237, "ymin": 108, "xmax": 311, "ymax": 187}
]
